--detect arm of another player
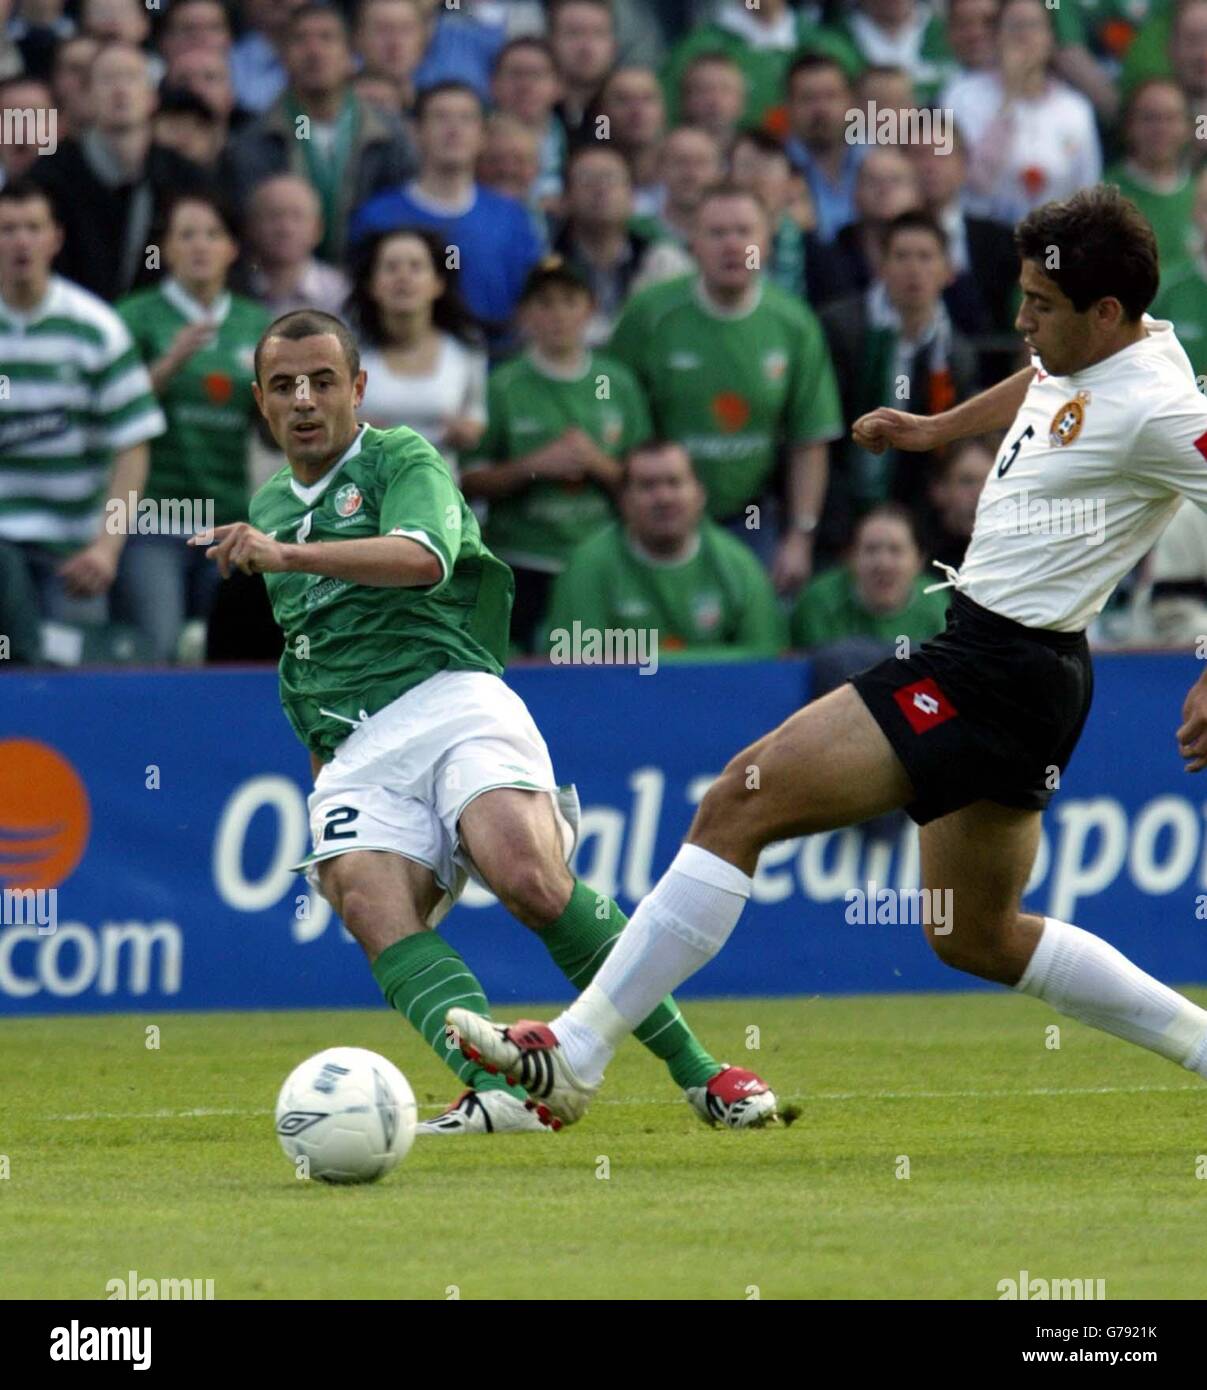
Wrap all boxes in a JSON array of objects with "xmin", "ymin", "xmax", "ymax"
[
  {"xmin": 189, "ymin": 524, "xmax": 442, "ymax": 587},
  {"xmin": 853, "ymin": 366, "xmax": 1036, "ymax": 454}
]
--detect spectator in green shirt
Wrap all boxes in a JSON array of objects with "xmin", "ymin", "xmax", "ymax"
[
  {"xmin": 1151, "ymin": 164, "xmax": 1207, "ymax": 379},
  {"xmin": 114, "ymin": 193, "xmax": 269, "ymax": 661},
  {"xmin": 790, "ymin": 502, "xmax": 950, "ymax": 651},
  {"xmin": 542, "ymin": 440, "xmax": 786, "ymax": 663},
  {"xmin": 1106, "ymin": 79, "xmax": 1196, "ymax": 276},
  {"xmin": 609, "ymin": 183, "xmax": 843, "ymax": 596},
  {"xmin": 462, "ymin": 254, "xmax": 652, "ymax": 651}
]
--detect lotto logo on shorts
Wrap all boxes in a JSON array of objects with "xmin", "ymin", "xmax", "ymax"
[{"xmin": 893, "ymin": 678, "xmax": 958, "ymax": 733}]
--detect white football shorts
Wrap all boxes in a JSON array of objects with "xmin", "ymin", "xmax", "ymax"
[{"xmin": 295, "ymin": 670, "xmax": 580, "ymax": 925}]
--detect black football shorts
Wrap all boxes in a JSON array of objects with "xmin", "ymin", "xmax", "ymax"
[{"xmin": 848, "ymin": 590, "xmax": 1094, "ymax": 825}]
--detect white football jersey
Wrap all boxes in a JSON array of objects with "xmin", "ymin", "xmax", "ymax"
[{"xmin": 956, "ymin": 316, "xmax": 1207, "ymax": 631}]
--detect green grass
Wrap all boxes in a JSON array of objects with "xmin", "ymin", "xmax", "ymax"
[{"xmin": 2, "ymin": 993, "xmax": 1205, "ymax": 1300}]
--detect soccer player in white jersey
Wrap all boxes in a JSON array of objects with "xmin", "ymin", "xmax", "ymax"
[{"xmin": 449, "ymin": 184, "xmax": 1207, "ymax": 1123}]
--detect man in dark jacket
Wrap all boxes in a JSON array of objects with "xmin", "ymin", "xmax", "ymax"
[
  {"xmin": 222, "ymin": 3, "xmax": 416, "ymax": 264},
  {"xmin": 818, "ymin": 210, "xmax": 981, "ymax": 559},
  {"xmin": 31, "ymin": 42, "xmax": 211, "ymax": 302}
]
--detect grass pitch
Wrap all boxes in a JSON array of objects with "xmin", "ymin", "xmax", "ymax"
[{"xmin": 2, "ymin": 992, "xmax": 1204, "ymax": 1300}]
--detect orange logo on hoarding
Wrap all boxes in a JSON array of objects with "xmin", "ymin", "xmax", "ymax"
[
  {"xmin": 712, "ymin": 392, "xmax": 750, "ymax": 433},
  {"xmin": 0, "ymin": 739, "xmax": 91, "ymax": 891}
]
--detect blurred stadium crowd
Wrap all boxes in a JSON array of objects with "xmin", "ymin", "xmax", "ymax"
[{"xmin": 3, "ymin": 0, "xmax": 1207, "ymax": 673}]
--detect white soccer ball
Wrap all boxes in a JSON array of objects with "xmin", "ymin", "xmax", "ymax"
[{"xmin": 275, "ymin": 1046, "xmax": 418, "ymax": 1184}]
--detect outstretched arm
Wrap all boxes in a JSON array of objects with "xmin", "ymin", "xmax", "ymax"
[
  {"xmin": 189, "ymin": 524, "xmax": 443, "ymax": 587},
  {"xmin": 852, "ymin": 366, "xmax": 1035, "ymax": 454}
]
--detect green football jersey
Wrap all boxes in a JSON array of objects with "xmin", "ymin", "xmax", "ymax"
[
  {"xmin": 250, "ymin": 423, "xmax": 514, "ymax": 759},
  {"xmin": 463, "ymin": 350, "xmax": 651, "ymax": 572},
  {"xmin": 541, "ymin": 520, "xmax": 786, "ymax": 659},
  {"xmin": 609, "ymin": 275, "xmax": 843, "ymax": 522},
  {"xmin": 117, "ymin": 281, "xmax": 269, "ymax": 526},
  {"xmin": 1151, "ymin": 260, "xmax": 1207, "ymax": 381},
  {"xmin": 790, "ymin": 567, "xmax": 950, "ymax": 651},
  {"xmin": 1105, "ymin": 164, "xmax": 1194, "ymax": 277}
]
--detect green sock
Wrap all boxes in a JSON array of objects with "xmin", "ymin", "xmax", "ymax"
[
  {"xmin": 539, "ymin": 880, "xmax": 720, "ymax": 1090},
  {"xmin": 371, "ymin": 933, "xmax": 525, "ymax": 1100}
]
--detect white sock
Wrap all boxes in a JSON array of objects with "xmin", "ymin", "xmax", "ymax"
[
  {"xmin": 1017, "ymin": 917, "xmax": 1207, "ymax": 1077},
  {"xmin": 552, "ymin": 845, "xmax": 752, "ymax": 1085}
]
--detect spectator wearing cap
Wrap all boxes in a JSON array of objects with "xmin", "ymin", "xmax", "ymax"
[
  {"xmin": 541, "ymin": 440, "xmax": 786, "ymax": 662},
  {"xmin": 243, "ymin": 173, "xmax": 350, "ymax": 319},
  {"xmin": 223, "ymin": 3, "xmax": 417, "ymax": 265},
  {"xmin": 609, "ymin": 184, "xmax": 843, "ymax": 595},
  {"xmin": 347, "ymin": 225, "xmax": 487, "ymax": 476},
  {"xmin": 789, "ymin": 503, "xmax": 950, "ymax": 651},
  {"xmin": 113, "ymin": 193, "xmax": 268, "ymax": 662},
  {"xmin": 461, "ymin": 255, "xmax": 652, "ymax": 651},
  {"xmin": 817, "ymin": 211, "xmax": 979, "ymax": 551},
  {"xmin": 551, "ymin": 144, "xmax": 684, "ymax": 346},
  {"xmin": 30, "ymin": 42, "xmax": 212, "ymax": 301},
  {"xmin": 350, "ymin": 81, "xmax": 542, "ymax": 350},
  {"xmin": 491, "ymin": 36, "xmax": 566, "ymax": 204}
]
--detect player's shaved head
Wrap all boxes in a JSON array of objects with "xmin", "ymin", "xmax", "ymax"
[{"xmin": 255, "ymin": 309, "xmax": 360, "ymax": 386}]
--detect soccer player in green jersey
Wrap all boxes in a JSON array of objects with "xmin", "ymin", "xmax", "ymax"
[{"xmin": 191, "ymin": 309, "xmax": 777, "ymax": 1134}]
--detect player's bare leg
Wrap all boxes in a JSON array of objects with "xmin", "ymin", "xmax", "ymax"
[
  {"xmin": 319, "ymin": 849, "xmax": 553, "ymax": 1133},
  {"xmin": 920, "ymin": 801, "xmax": 1207, "ymax": 1070},
  {"xmin": 450, "ymin": 685, "xmax": 917, "ymax": 1120},
  {"xmin": 454, "ymin": 787, "xmax": 780, "ymax": 1126}
]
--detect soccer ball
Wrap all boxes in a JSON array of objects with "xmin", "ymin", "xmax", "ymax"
[{"xmin": 275, "ymin": 1046, "xmax": 418, "ymax": 1184}]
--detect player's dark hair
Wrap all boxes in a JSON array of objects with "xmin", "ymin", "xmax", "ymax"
[
  {"xmin": 414, "ymin": 80, "xmax": 484, "ymax": 122},
  {"xmin": 255, "ymin": 310, "xmax": 361, "ymax": 385},
  {"xmin": 786, "ymin": 51, "xmax": 849, "ymax": 93},
  {"xmin": 1015, "ymin": 185, "xmax": 1159, "ymax": 320},
  {"xmin": 0, "ymin": 175, "xmax": 59, "ymax": 222},
  {"xmin": 344, "ymin": 226, "xmax": 483, "ymax": 348},
  {"xmin": 880, "ymin": 209, "xmax": 949, "ymax": 256}
]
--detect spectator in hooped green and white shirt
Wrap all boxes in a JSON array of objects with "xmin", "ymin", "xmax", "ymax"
[
  {"xmin": 461, "ymin": 254, "xmax": 652, "ymax": 652},
  {"xmin": 114, "ymin": 193, "xmax": 268, "ymax": 661}
]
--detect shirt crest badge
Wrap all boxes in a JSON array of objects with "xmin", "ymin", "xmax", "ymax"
[
  {"xmin": 1049, "ymin": 390, "xmax": 1091, "ymax": 447},
  {"xmin": 334, "ymin": 482, "xmax": 363, "ymax": 518}
]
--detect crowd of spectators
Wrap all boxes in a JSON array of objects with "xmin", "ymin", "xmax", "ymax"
[{"xmin": 3, "ymin": 0, "xmax": 1206, "ymax": 672}]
